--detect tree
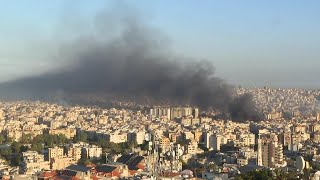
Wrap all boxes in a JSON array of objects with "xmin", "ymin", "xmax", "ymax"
[
  {"xmin": 20, "ymin": 134, "xmax": 32, "ymax": 144},
  {"xmin": 0, "ymin": 147, "xmax": 12, "ymax": 159},
  {"xmin": 11, "ymin": 141, "xmax": 21, "ymax": 154},
  {"xmin": 235, "ymin": 169, "xmax": 300, "ymax": 180},
  {"xmin": 11, "ymin": 155, "xmax": 21, "ymax": 166},
  {"xmin": 235, "ymin": 169, "xmax": 272, "ymax": 180},
  {"xmin": 30, "ymin": 143, "xmax": 43, "ymax": 153},
  {"xmin": 74, "ymin": 132, "xmax": 88, "ymax": 143},
  {"xmin": 79, "ymin": 133, "xmax": 88, "ymax": 142},
  {"xmin": 0, "ymin": 135, "xmax": 5, "ymax": 144}
]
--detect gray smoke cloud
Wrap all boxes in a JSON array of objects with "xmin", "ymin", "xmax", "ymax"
[{"xmin": 0, "ymin": 4, "xmax": 263, "ymax": 121}]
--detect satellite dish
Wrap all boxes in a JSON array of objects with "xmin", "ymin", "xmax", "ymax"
[{"xmin": 296, "ymin": 156, "xmax": 305, "ymax": 172}]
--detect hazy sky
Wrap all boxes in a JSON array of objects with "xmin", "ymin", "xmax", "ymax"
[{"xmin": 0, "ymin": 0, "xmax": 320, "ymax": 88}]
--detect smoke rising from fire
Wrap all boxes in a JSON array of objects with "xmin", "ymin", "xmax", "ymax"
[{"xmin": 0, "ymin": 4, "xmax": 263, "ymax": 121}]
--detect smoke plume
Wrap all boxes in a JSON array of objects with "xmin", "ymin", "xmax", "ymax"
[{"xmin": 0, "ymin": 4, "xmax": 263, "ymax": 121}]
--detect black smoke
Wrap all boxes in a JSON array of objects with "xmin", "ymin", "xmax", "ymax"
[
  {"xmin": 229, "ymin": 94, "xmax": 263, "ymax": 121},
  {"xmin": 0, "ymin": 5, "xmax": 263, "ymax": 122}
]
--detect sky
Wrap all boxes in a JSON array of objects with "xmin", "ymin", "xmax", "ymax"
[{"xmin": 0, "ymin": 0, "xmax": 320, "ymax": 89}]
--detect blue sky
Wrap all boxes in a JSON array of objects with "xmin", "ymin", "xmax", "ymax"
[{"xmin": 0, "ymin": 0, "xmax": 320, "ymax": 88}]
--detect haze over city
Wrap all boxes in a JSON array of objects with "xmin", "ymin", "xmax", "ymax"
[{"xmin": 0, "ymin": 0, "xmax": 320, "ymax": 88}]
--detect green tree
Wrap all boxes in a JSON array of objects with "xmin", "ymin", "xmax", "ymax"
[
  {"xmin": 235, "ymin": 169, "xmax": 300, "ymax": 180},
  {"xmin": 0, "ymin": 134, "xmax": 5, "ymax": 144},
  {"xmin": 20, "ymin": 134, "xmax": 32, "ymax": 144},
  {"xmin": 30, "ymin": 143, "xmax": 43, "ymax": 153},
  {"xmin": 11, "ymin": 155, "xmax": 21, "ymax": 166},
  {"xmin": 74, "ymin": 132, "xmax": 88, "ymax": 143},
  {"xmin": 11, "ymin": 141, "xmax": 21, "ymax": 153},
  {"xmin": 0, "ymin": 147, "xmax": 12, "ymax": 159}
]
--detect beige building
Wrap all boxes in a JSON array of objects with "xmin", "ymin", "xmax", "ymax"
[
  {"xmin": 48, "ymin": 128, "xmax": 76, "ymax": 139},
  {"xmin": 83, "ymin": 145, "xmax": 102, "ymax": 160},
  {"xmin": 159, "ymin": 137, "xmax": 171, "ymax": 152},
  {"xmin": 131, "ymin": 131, "xmax": 146, "ymax": 145},
  {"xmin": 5, "ymin": 130, "xmax": 22, "ymax": 141},
  {"xmin": 236, "ymin": 133, "xmax": 255, "ymax": 147},
  {"xmin": 107, "ymin": 133, "xmax": 127, "ymax": 144},
  {"xmin": 237, "ymin": 158, "xmax": 248, "ymax": 167},
  {"xmin": 187, "ymin": 140, "xmax": 198, "ymax": 155},
  {"xmin": 51, "ymin": 157, "xmax": 77, "ymax": 170},
  {"xmin": 257, "ymin": 134, "xmax": 285, "ymax": 168},
  {"xmin": 183, "ymin": 131, "xmax": 194, "ymax": 140},
  {"xmin": 21, "ymin": 151, "xmax": 50, "ymax": 175},
  {"xmin": 48, "ymin": 147, "xmax": 64, "ymax": 160},
  {"xmin": 265, "ymin": 111, "xmax": 283, "ymax": 120},
  {"xmin": 193, "ymin": 131, "xmax": 202, "ymax": 143},
  {"xmin": 67, "ymin": 147, "xmax": 82, "ymax": 161}
]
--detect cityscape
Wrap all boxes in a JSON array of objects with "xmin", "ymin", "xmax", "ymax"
[
  {"xmin": 0, "ymin": 87, "xmax": 319, "ymax": 179},
  {"xmin": 1, "ymin": 1, "xmax": 320, "ymax": 180}
]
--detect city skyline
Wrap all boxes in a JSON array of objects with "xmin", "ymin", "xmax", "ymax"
[{"xmin": 0, "ymin": 1, "xmax": 320, "ymax": 88}]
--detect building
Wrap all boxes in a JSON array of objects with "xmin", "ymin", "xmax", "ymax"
[
  {"xmin": 150, "ymin": 107, "xmax": 171, "ymax": 120},
  {"xmin": 265, "ymin": 111, "xmax": 283, "ymax": 120},
  {"xmin": 56, "ymin": 165, "xmax": 91, "ymax": 180},
  {"xmin": 192, "ymin": 108, "xmax": 199, "ymax": 119},
  {"xmin": 193, "ymin": 131, "xmax": 202, "ymax": 143},
  {"xmin": 48, "ymin": 128, "xmax": 76, "ymax": 139},
  {"xmin": 67, "ymin": 146, "xmax": 82, "ymax": 161},
  {"xmin": 237, "ymin": 133, "xmax": 255, "ymax": 147},
  {"xmin": 51, "ymin": 157, "xmax": 77, "ymax": 170},
  {"xmin": 83, "ymin": 145, "xmax": 102, "ymax": 160},
  {"xmin": 237, "ymin": 158, "xmax": 249, "ymax": 167},
  {"xmin": 129, "ymin": 131, "xmax": 145, "ymax": 145},
  {"xmin": 183, "ymin": 131, "xmax": 194, "ymax": 140},
  {"xmin": 187, "ymin": 140, "xmax": 198, "ymax": 155},
  {"xmin": 4, "ymin": 130, "xmax": 22, "ymax": 142},
  {"xmin": 117, "ymin": 154, "xmax": 145, "ymax": 173},
  {"xmin": 212, "ymin": 134, "xmax": 223, "ymax": 151},
  {"xmin": 159, "ymin": 137, "xmax": 171, "ymax": 152},
  {"xmin": 107, "ymin": 133, "xmax": 128, "ymax": 144},
  {"xmin": 48, "ymin": 147, "xmax": 64, "ymax": 160},
  {"xmin": 94, "ymin": 164, "xmax": 129, "ymax": 178},
  {"xmin": 204, "ymin": 132, "xmax": 228, "ymax": 150},
  {"xmin": 21, "ymin": 151, "xmax": 50, "ymax": 175},
  {"xmin": 171, "ymin": 107, "xmax": 193, "ymax": 120},
  {"xmin": 150, "ymin": 107, "xmax": 198, "ymax": 120},
  {"xmin": 257, "ymin": 133, "xmax": 286, "ymax": 168}
]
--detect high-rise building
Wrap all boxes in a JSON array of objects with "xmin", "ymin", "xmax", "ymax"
[
  {"xmin": 150, "ymin": 107, "xmax": 198, "ymax": 120},
  {"xmin": 67, "ymin": 146, "xmax": 82, "ymax": 161},
  {"xmin": 317, "ymin": 113, "xmax": 320, "ymax": 121},
  {"xmin": 150, "ymin": 107, "xmax": 171, "ymax": 120},
  {"xmin": 83, "ymin": 145, "xmax": 102, "ymax": 160},
  {"xmin": 212, "ymin": 134, "xmax": 223, "ymax": 151},
  {"xmin": 173, "ymin": 107, "xmax": 193, "ymax": 119},
  {"xmin": 187, "ymin": 140, "xmax": 198, "ymax": 155},
  {"xmin": 257, "ymin": 133, "xmax": 285, "ymax": 168},
  {"xmin": 204, "ymin": 132, "xmax": 227, "ymax": 151},
  {"xmin": 193, "ymin": 108, "xmax": 199, "ymax": 119}
]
